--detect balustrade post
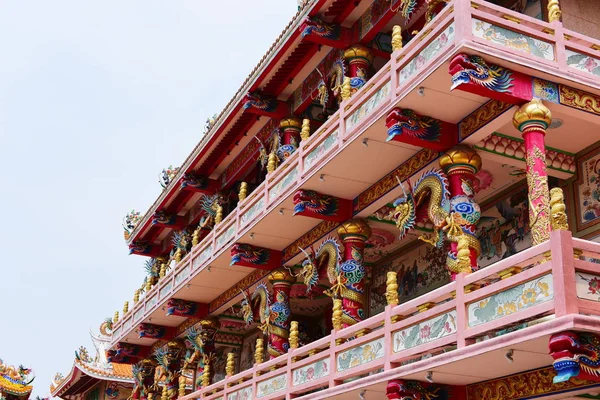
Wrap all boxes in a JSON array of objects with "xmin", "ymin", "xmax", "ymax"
[
  {"xmin": 550, "ymin": 230, "xmax": 578, "ymax": 317},
  {"xmin": 513, "ymin": 99, "xmax": 553, "ymax": 246},
  {"xmin": 454, "ymin": 273, "xmax": 470, "ymax": 348},
  {"xmin": 453, "ymin": 0, "xmax": 473, "ymax": 43}
]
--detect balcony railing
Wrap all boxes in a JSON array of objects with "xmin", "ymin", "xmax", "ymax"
[
  {"xmin": 111, "ymin": 0, "xmax": 600, "ymax": 345},
  {"xmin": 178, "ymin": 231, "xmax": 599, "ymax": 400}
]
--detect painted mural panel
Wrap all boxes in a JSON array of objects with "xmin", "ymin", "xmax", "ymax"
[
  {"xmin": 399, "ymin": 24, "xmax": 455, "ymax": 83},
  {"xmin": 476, "ymin": 185, "xmax": 532, "ymax": 268},
  {"xmin": 576, "ymin": 152, "xmax": 600, "ymax": 230},
  {"xmin": 103, "ymin": 382, "xmax": 132, "ymax": 400},
  {"xmin": 566, "ymin": 49, "xmax": 600, "ymax": 77},
  {"xmin": 227, "ymin": 386, "xmax": 253, "ymax": 400},
  {"xmin": 467, "ymin": 274, "xmax": 554, "ymax": 327},
  {"xmin": 292, "ymin": 358, "xmax": 330, "ymax": 387},
  {"xmin": 336, "ymin": 338, "xmax": 384, "ymax": 372},
  {"xmin": 256, "ymin": 374, "xmax": 287, "ymax": 398},
  {"xmin": 393, "ymin": 311, "xmax": 457, "ymax": 353},
  {"xmin": 370, "ymin": 243, "xmax": 449, "ymax": 316},
  {"xmin": 576, "ymin": 272, "xmax": 600, "ymax": 302}
]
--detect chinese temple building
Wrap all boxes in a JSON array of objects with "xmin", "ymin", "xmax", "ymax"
[
  {"xmin": 104, "ymin": 0, "xmax": 600, "ymax": 399},
  {"xmin": 51, "ymin": 321, "xmax": 135, "ymax": 400},
  {"xmin": 0, "ymin": 359, "xmax": 34, "ymax": 400}
]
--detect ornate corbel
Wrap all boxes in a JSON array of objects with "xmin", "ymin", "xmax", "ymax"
[
  {"xmin": 293, "ymin": 189, "xmax": 353, "ymax": 222},
  {"xmin": 385, "ymin": 108, "xmax": 457, "ymax": 151},
  {"xmin": 165, "ymin": 299, "xmax": 209, "ymax": 318},
  {"xmin": 230, "ymin": 243, "xmax": 283, "ymax": 270},
  {"xmin": 243, "ymin": 91, "xmax": 288, "ymax": 118}
]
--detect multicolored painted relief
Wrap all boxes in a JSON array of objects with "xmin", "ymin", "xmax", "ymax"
[
  {"xmin": 337, "ymin": 338, "xmax": 384, "ymax": 372},
  {"xmin": 467, "ymin": 274, "xmax": 554, "ymax": 327},
  {"xmin": 450, "ymin": 54, "xmax": 514, "ymax": 94},
  {"xmin": 386, "ymin": 108, "xmax": 440, "ymax": 142},
  {"xmin": 174, "ymin": 264, "xmax": 190, "ymax": 285},
  {"xmin": 370, "ymin": 244, "xmax": 449, "ymax": 315},
  {"xmin": 345, "ymin": 81, "xmax": 391, "ymax": 132},
  {"xmin": 216, "ymin": 225, "xmax": 236, "ymax": 249},
  {"xmin": 393, "ymin": 311, "xmax": 457, "ymax": 353},
  {"xmin": 192, "ymin": 244, "xmax": 213, "ymax": 270},
  {"xmin": 577, "ymin": 152, "xmax": 600, "ymax": 230},
  {"xmin": 559, "ymin": 85, "xmax": 600, "ymax": 116},
  {"xmin": 357, "ymin": 0, "xmax": 400, "ymax": 40},
  {"xmin": 532, "ymin": 78, "xmax": 559, "ymax": 103},
  {"xmin": 549, "ymin": 331, "xmax": 600, "ymax": 383},
  {"xmin": 240, "ymin": 197, "xmax": 265, "ymax": 226},
  {"xmin": 566, "ymin": 49, "xmax": 600, "ymax": 77},
  {"xmin": 465, "ymin": 366, "xmax": 600, "ymax": 400},
  {"xmin": 256, "ymin": 374, "xmax": 287, "ymax": 398},
  {"xmin": 227, "ymin": 386, "xmax": 253, "ymax": 400},
  {"xmin": 304, "ymin": 129, "xmax": 339, "ymax": 171},
  {"xmin": 292, "ymin": 358, "xmax": 330, "ymax": 387},
  {"xmin": 476, "ymin": 186, "xmax": 532, "ymax": 268},
  {"xmin": 243, "ymin": 92, "xmax": 279, "ymax": 113},
  {"xmin": 472, "ymin": 19, "xmax": 554, "ymax": 60},
  {"xmin": 268, "ymin": 166, "xmax": 299, "ymax": 199},
  {"xmin": 474, "ymin": 133, "xmax": 575, "ymax": 174},
  {"xmin": 577, "ymin": 273, "xmax": 600, "ymax": 302},
  {"xmin": 458, "ymin": 100, "xmax": 513, "ymax": 140},
  {"xmin": 301, "ymin": 17, "xmax": 340, "ymax": 39},
  {"xmin": 399, "ymin": 24, "xmax": 455, "ymax": 83},
  {"xmin": 230, "ymin": 243, "xmax": 272, "ymax": 267}
]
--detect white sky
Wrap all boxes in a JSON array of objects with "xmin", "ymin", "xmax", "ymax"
[{"xmin": 0, "ymin": 1, "xmax": 298, "ymax": 397}]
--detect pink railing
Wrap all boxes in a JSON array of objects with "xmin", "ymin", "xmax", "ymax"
[
  {"xmin": 174, "ymin": 230, "xmax": 599, "ymax": 400},
  {"xmin": 111, "ymin": 0, "xmax": 600, "ymax": 346}
]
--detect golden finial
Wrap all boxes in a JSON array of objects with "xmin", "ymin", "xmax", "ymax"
[
  {"xmin": 332, "ymin": 299, "xmax": 343, "ymax": 331},
  {"xmin": 289, "ymin": 321, "xmax": 299, "ymax": 349},
  {"xmin": 159, "ymin": 262, "xmax": 167, "ymax": 278},
  {"xmin": 513, "ymin": 98, "xmax": 553, "ymax": 131},
  {"xmin": 548, "ymin": 0, "xmax": 562, "ymax": 22},
  {"xmin": 161, "ymin": 383, "xmax": 167, "ymax": 400},
  {"xmin": 145, "ymin": 279, "xmax": 153, "ymax": 292},
  {"xmin": 133, "ymin": 289, "xmax": 140, "ymax": 304},
  {"xmin": 341, "ymin": 76, "xmax": 352, "ymax": 101},
  {"xmin": 267, "ymin": 152, "xmax": 278, "ymax": 173},
  {"xmin": 178, "ymin": 375, "xmax": 186, "ymax": 398},
  {"xmin": 456, "ymin": 235, "xmax": 472, "ymax": 274},
  {"xmin": 113, "ymin": 311, "xmax": 119, "ymax": 324},
  {"xmin": 201, "ymin": 362, "xmax": 211, "ymax": 388},
  {"xmin": 226, "ymin": 353, "xmax": 235, "ymax": 377},
  {"xmin": 254, "ymin": 338, "xmax": 264, "ymax": 365},
  {"xmin": 300, "ymin": 119, "xmax": 311, "ymax": 141},
  {"xmin": 215, "ymin": 204, "xmax": 223, "ymax": 225},
  {"xmin": 238, "ymin": 182, "xmax": 248, "ymax": 202},
  {"xmin": 192, "ymin": 225, "xmax": 201, "ymax": 247},
  {"xmin": 550, "ymin": 187, "xmax": 569, "ymax": 231},
  {"xmin": 123, "ymin": 301, "xmax": 129, "ymax": 314},
  {"xmin": 385, "ymin": 272, "xmax": 399, "ymax": 306},
  {"xmin": 439, "ymin": 144, "xmax": 482, "ymax": 174},
  {"xmin": 391, "ymin": 25, "xmax": 403, "ymax": 52}
]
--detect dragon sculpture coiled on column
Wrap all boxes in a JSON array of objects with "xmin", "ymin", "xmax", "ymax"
[
  {"xmin": 130, "ymin": 359, "xmax": 157, "ymax": 400},
  {"xmin": 392, "ymin": 169, "xmax": 481, "ymax": 277},
  {"xmin": 153, "ymin": 341, "xmax": 186, "ymax": 400}
]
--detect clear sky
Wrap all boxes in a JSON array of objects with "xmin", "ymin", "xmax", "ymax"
[{"xmin": 0, "ymin": 1, "xmax": 298, "ymax": 397}]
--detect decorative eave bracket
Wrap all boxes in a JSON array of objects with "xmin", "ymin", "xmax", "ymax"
[
  {"xmin": 151, "ymin": 211, "xmax": 187, "ymax": 230},
  {"xmin": 300, "ymin": 17, "xmax": 353, "ymax": 48},
  {"xmin": 293, "ymin": 189, "xmax": 353, "ymax": 222},
  {"xmin": 230, "ymin": 243, "xmax": 283, "ymax": 270},
  {"xmin": 180, "ymin": 173, "xmax": 219, "ymax": 194},
  {"xmin": 243, "ymin": 92, "xmax": 288, "ymax": 119},
  {"xmin": 138, "ymin": 323, "xmax": 177, "ymax": 340},
  {"xmin": 385, "ymin": 108, "xmax": 458, "ymax": 152},
  {"xmin": 166, "ymin": 299, "xmax": 209, "ymax": 318}
]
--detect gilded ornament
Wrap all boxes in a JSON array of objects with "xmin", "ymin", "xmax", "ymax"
[
  {"xmin": 215, "ymin": 204, "xmax": 223, "ymax": 225},
  {"xmin": 226, "ymin": 353, "xmax": 235, "ymax": 377},
  {"xmin": 289, "ymin": 321, "xmax": 299, "ymax": 349},
  {"xmin": 254, "ymin": 338, "xmax": 264, "ymax": 365},
  {"xmin": 133, "ymin": 289, "xmax": 140, "ymax": 304},
  {"xmin": 267, "ymin": 152, "xmax": 278, "ymax": 173},
  {"xmin": 513, "ymin": 99, "xmax": 552, "ymax": 130},
  {"xmin": 159, "ymin": 263, "xmax": 167, "ymax": 278},
  {"xmin": 344, "ymin": 44, "xmax": 373, "ymax": 64},
  {"xmin": 337, "ymin": 218, "xmax": 372, "ymax": 240},
  {"xmin": 341, "ymin": 76, "xmax": 352, "ymax": 101},
  {"xmin": 300, "ymin": 119, "xmax": 311, "ymax": 141},
  {"xmin": 146, "ymin": 279, "xmax": 153, "ymax": 292},
  {"xmin": 178, "ymin": 375, "xmax": 186, "ymax": 397},
  {"xmin": 550, "ymin": 187, "xmax": 569, "ymax": 231},
  {"xmin": 192, "ymin": 225, "xmax": 201, "ymax": 247},
  {"xmin": 123, "ymin": 301, "xmax": 129, "ymax": 314},
  {"xmin": 455, "ymin": 235, "xmax": 472, "ymax": 274},
  {"xmin": 391, "ymin": 25, "xmax": 403, "ymax": 52},
  {"xmin": 161, "ymin": 383, "xmax": 167, "ymax": 400},
  {"xmin": 385, "ymin": 271, "xmax": 399, "ymax": 306},
  {"xmin": 332, "ymin": 298, "xmax": 343, "ymax": 331},
  {"xmin": 267, "ymin": 268, "xmax": 296, "ymax": 284},
  {"xmin": 114, "ymin": 311, "xmax": 119, "ymax": 324},
  {"xmin": 238, "ymin": 182, "xmax": 248, "ymax": 202},
  {"xmin": 439, "ymin": 144, "xmax": 482, "ymax": 173},
  {"xmin": 559, "ymin": 86, "xmax": 600, "ymax": 115},
  {"xmin": 547, "ymin": 0, "xmax": 562, "ymax": 22}
]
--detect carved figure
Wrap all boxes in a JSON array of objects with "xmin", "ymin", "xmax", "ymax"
[
  {"xmin": 159, "ymin": 166, "xmax": 180, "ymax": 189},
  {"xmin": 231, "ymin": 243, "xmax": 271, "ymax": 266},
  {"xmin": 450, "ymin": 54, "xmax": 514, "ymax": 93},
  {"xmin": 549, "ymin": 331, "xmax": 600, "ymax": 383},
  {"xmin": 153, "ymin": 341, "xmax": 186, "ymax": 400},
  {"xmin": 301, "ymin": 17, "xmax": 340, "ymax": 39},
  {"xmin": 130, "ymin": 359, "xmax": 157, "ymax": 400},
  {"xmin": 293, "ymin": 189, "xmax": 340, "ymax": 217},
  {"xmin": 198, "ymin": 193, "xmax": 228, "ymax": 230},
  {"xmin": 243, "ymin": 92, "xmax": 278, "ymax": 113},
  {"xmin": 386, "ymin": 108, "xmax": 441, "ymax": 142},
  {"xmin": 386, "ymin": 379, "xmax": 440, "ymax": 399},
  {"xmin": 123, "ymin": 210, "xmax": 142, "ymax": 240}
]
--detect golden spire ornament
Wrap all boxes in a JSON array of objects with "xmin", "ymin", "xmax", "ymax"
[
  {"xmin": 391, "ymin": 25, "xmax": 403, "ymax": 52},
  {"xmin": 254, "ymin": 338, "xmax": 264, "ymax": 365},
  {"xmin": 385, "ymin": 271, "xmax": 399, "ymax": 307},
  {"xmin": 178, "ymin": 375, "xmax": 186, "ymax": 398},
  {"xmin": 133, "ymin": 289, "xmax": 140, "ymax": 304},
  {"xmin": 267, "ymin": 152, "xmax": 278, "ymax": 173},
  {"xmin": 300, "ymin": 119, "xmax": 311, "ymax": 141},
  {"xmin": 289, "ymin": 321, "xmax": 299, "ymax": 349},
  {"xmin": 192, "ymin": 225, "xmax": 201, "ymax": 247},
  {"xmin": 238, "ymin": 182, "xmax": 248, "ymax": 202},
  {"xmin": 215, "ymin": 204, "xmax": 223, "ymax": 225},
  {"xmin": 456, "ymin": 235, "xmax": 472, "ymax": 274},
  {"xmin": 113, "ymin": 311, "xmax": 119, "ymax": 324},
  {"xmin": 550, "ymin": 187, "xmax": 569, "ymax": 231},
  {"xmin": 159, "ymin": 262, "xmax": 167, "ymax": 278},
  {"xmin": 145, "ymin": 278, "xmax": 153, "ymax": 292},
  {"xmin": 226, "ymin": 353, "xmax": 235, "ymax": 377},
  {"xmin": 123, "ymin": 301, "xmax": 129, "ymax": 314},
  {"xmin": 548, "ymin": 0, "xmax": 562, "ymax": 22},
  {"xmin": 341, "ymin": 77, "xmax": 352, "ymax": 101}
]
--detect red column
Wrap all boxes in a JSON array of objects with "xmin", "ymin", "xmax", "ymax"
[
  {"xmin": 439, "ymin": 145, "xmax": 482, "ymax": 279},
  {"xmin": 277, "ymin": 117, "xmax": 302, "ymax": 162},
  {"xmin": 267, "ymin": 269, "xmax": 295, "ymax": 359},
  {"xmin": 344, "ymin": 45, "xmax": 373, "ymax": 93},
  {"xmin": 337, "ymin": 219, "xmax": 372, "ymax": 328},
  {"xmin": 513, "ymin": 99, "xmax": 553, "ymax": 245}
]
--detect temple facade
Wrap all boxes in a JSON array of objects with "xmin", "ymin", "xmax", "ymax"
[{"xmin": 96, "ymin": 0, "xmax": 600, "ymax": 399}]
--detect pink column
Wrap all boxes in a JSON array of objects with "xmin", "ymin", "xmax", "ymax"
[{"xmin": 513, "ymin": 99, "xmax": 553, "ymax": 245}]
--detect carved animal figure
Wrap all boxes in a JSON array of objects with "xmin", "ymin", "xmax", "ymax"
[
  {"xmin": 450, "ymin": 54, "xmax": 514, "ymax": 92},
  {"xmin": 243, "ymin": 92, "xmax": 277, "ymax": 112},
  {"xmin": 301, "ymin": 18, "xmax": 339, "ymax": 39},
  {"xmin": 293, "ymin": 189, "xmax": 339, "ymax": 216},
  {"xmin": 231, "ymin": 243, "xmax": 270, "ymax": 266},
  {"xmin": 549, "ymin": 331, "xmax": 600, "ymax": 383},
  {"xmin": 153, "ymin": 341, "xmax": 186, "ymax": 400},
  {"xmin": 198, "ymin": 193, "xmax": 228, "ymax": 229},
  {"xmin": 386, "ymin": 109, "xmax": 441, "ymax": 142},
  {"xmin": 130, "ymin": 359, "xmax": 157, "ymax": 400},
  {"xmin": 386, "ymin": 379, "xmax": 440, "ymax": 400}
]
